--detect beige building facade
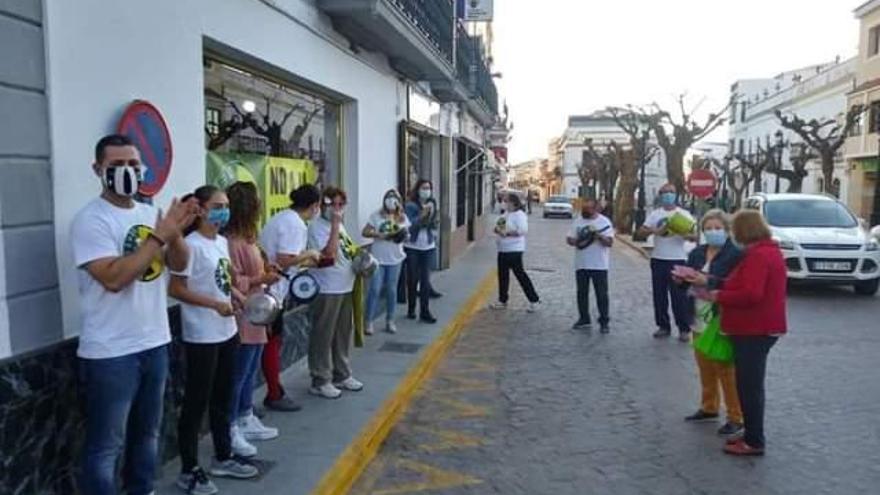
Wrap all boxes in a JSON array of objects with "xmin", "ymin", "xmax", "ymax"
[{"xmin": 846, "ymin": 0, "xmax": 880, "ymax": 220}]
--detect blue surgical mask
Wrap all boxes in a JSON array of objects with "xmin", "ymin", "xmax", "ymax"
[
  {"xmin": 207, "ymin": 207, "xmax": 230, "ymax": 229},
  {"xmin": 704, "ymin": 229, "xmax": 728, "ymax": 247},
  {"xmin": 419, "ymin": 189, "xmax": 432, "ymax": 201},
  {"xmin": 660, "ymin": 192, "xmax": 677, "ymax": 207}
]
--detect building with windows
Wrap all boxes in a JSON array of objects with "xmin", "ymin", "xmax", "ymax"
[
  {"xmin": 846, "ymin": 0, "xmax": 880, "ymax": 222},
  {"xmin": 556, "ymin": 113, "xmax": 666, "ymax": 205},
  {"xmin": 0, "ymin": 1, "xmax": 502, "ymax": 491},
  {"xmin": 729, "ymin": 58, "xmax": 855, "ymax": 198}
]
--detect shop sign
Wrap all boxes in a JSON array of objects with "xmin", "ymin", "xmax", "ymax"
[
  {"xmin": 858, "ymin": 158, "xmax": 879, "ymax": 173},
  {"xmin": 458, "ymin": 0, "xmax": 493, "ymax": 21},
  {"xmin": 206, "ymin": 151, "xmax": 318, "ymax": 223},
  {"xmin": 117, "ymin": 100, "xmax": 173, "ymax": 197}
]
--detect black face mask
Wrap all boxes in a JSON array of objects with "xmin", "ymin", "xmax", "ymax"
[{"xmin": 102, "ymin": 165, "xmax": 142, "ymax": 197}]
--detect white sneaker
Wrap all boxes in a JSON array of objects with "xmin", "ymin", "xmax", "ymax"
[
  {"xmin": 333, "ymin": 376, "xmax": 364, "ymax": 392},
  {"xmin": 527, "ymin": 301, "xmax": 541, "ymax": 313},
  {"xmin": 489, "ymin": 301, "xmax": 507, "ymax": 310},
  {"xmin": 365, "ymin": 323, "xmax": 374, "ymax": 336},
  {"xmin": 385, "ymin": 320, "xmax": 398, "ymax": 334},
  {"xmin": 309, "ymin": 383, "xmax": 342, "ymax": 399},
  {"xmin": 209, "ymin": 458, "xmax": 259, "ymax": 479},
  {"xmin": 230, "ymin": 424, "xmax": 257, "ymax": 458},
  {"xmin": 238, "ymin": 413, "xmax": 279, "ymax": 441}
]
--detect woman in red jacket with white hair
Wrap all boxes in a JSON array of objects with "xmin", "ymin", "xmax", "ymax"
[{"xmin": 704, "ymin": 209, "xmax": 787, "ymax": 456}]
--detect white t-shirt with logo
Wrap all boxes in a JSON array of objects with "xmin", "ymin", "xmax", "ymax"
[
  {"xmin": 174, "ymin": 232, "xmax": 238, "ymax": 344},
  {"xmin": 260, "ymin": 209, "xmax": 308, "ymax": 300},
  {"xmin": 496, "ymin": 209, "xmax": 528, "ymax": 253},
  {"xmin": 644, "ymin": 207, "xmax": 694, "ymax": 260},
  {"xmin": 308, "ymin": 218, "xmax": 356, "ymax": 294},
  {"xmin": 368, "ymin": 211, "xmax": 411, "ymax": 265},
  {"xmin": 569, "ymin": 214, "xmax": 615, "ymax": 271},
  {"xmin": 71, "ymin": 198, "xmax": 171, "ymax": 359}
]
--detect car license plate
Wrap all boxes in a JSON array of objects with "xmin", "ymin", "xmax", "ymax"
[{"xmin": 813, "ymin": 261, "xmax": 851, "ymax": 272}]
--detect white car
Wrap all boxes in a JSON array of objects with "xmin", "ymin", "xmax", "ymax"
[
  {"xmin": 744, "ymin": 193, "xmax": 880, "ymax": 296},
  {"xmin": 542, "ymin": 195, "xmax": 574, "ymax": 219}
]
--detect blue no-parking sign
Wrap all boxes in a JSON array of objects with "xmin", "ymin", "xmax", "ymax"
[{"xmin": 117, "ymin": 100, "xmax": 173, "ymax": 197}]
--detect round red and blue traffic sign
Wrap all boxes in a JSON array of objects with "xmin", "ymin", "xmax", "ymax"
[{"xmin": 117, "ymin": 100, "xmax": 173, "ymax": 197}]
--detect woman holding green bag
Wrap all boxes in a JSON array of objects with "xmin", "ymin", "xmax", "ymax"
[{"xmin": 675, "ymin": 210, "xmax": 744, "ymax": 437}]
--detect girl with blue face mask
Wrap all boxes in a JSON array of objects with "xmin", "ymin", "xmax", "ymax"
[
  {"xmin": 674, "ymin": 209, "xmax": 745, "ymax": 439},
  {"xmin": 170, "ymin": 185, "xmax": 261, "ymax": 488}
]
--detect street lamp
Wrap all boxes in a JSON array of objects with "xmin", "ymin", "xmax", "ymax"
[{"xmin": 774, "ymin": 130, "xmax": 784, "ymax": 194}]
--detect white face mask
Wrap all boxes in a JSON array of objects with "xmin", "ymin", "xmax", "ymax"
[
  {"xmin": 384, "ymin": 197, "xmax": 399, "ymax": 211},
  {"xmin": 102, "ymin": 165, "xmax": 142, "ymax": 197},
  {"xmin": 419, "ymin": 189, "xmax": 432, "ymax": 201}
]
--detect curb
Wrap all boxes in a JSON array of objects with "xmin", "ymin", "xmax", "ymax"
[
  {"xmin": 309, "ymin": 270, "xmax": 497, "ymax": 495},
  {"xmin": 615, "ymin": 234, "xmax": 650, "ymax": 260}
]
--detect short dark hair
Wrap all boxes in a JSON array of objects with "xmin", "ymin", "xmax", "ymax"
[
  {"xmin": 290, "ymin": 184, "xmax": 321, "ymax": 210},
  {"xmin": 95, "ymin": 134, "xmax": 134, "ymax": 163}
]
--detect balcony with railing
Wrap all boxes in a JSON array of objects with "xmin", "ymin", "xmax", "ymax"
[
  {"xmin": 454, "ymin": 23, "xmax": 499, "ymax": 123},
  {"xmin": 318, "ymin": 0, "xmax": 455, "ymax": 82}
]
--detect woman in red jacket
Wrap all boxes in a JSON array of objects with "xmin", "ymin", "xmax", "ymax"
[{"xmin": 704, "ymin": 210, "xmax": 787, "ymax": 456}]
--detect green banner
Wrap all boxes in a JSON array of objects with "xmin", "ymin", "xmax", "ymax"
[
  {"xmin": 206, "ymin": 151, "xmax": 318, "ymax": 224},
  {"xmin": 855, "ymin": 158, "xmax": 879, "ymax": 173}
]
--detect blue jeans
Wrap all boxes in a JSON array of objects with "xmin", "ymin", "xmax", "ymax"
[
  {"xmin": 405, "ymin": 248, "xmax": 434, "ymax": 315},
  {"xmin": 79, "ymin": 344, "xmax": 169, "ymax": 495},
  {"xmin": 230, "ymin": 343, "xmax": 263, "ymax": 420},
  {"xmin": 366, "ymin": 263, "xmax": 403, "ymax": 323}
]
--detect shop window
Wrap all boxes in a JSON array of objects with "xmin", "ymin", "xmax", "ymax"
[{"xmin": 203, "ymin": 57, "xmax": 342, "ymax": 191}]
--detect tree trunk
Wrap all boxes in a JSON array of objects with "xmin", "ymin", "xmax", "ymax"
[
  {"xmin": 665, "ymin": 147, "xmax": 687, "ymax": 194},
  {"xmin": 614, "ymin": 152, "xmax": 638, "ymax": 234},
  {"xmin": 786, "ymin": 175, "xmax": 804, "ymax": 193},
  {"xmin": 821, "ymin": 153, "xmax": 837, "ymax": 196}
]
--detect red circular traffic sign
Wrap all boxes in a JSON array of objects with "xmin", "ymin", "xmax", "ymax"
[
  {"xmin": 117, "ymin": 100, "xmax": 173, "ymax": 197},
  {"xmin": 687, "ymin": 169, "xmax": 718, "ymax": 199}
]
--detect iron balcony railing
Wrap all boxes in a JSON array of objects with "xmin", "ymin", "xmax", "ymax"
[
  {"xmin": 388, "ymin": 0, "xmax": 455, "ymax": 65},
  {"xmin": 455, "ymin": 23, "xmax": 499, "ymax": 116}
]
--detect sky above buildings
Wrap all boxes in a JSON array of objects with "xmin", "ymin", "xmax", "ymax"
[{"xmin": 492, "ymin": 0, "xmax": 861, "ymax": 164}]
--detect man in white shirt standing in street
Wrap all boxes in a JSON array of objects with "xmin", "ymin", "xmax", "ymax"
[
  {"xmin": 71, "ymin": 134, "xmax": 197, "ymax": 494},
  {"xmin": 567, "ymin": 198, "xmax": 614, "ymax": 333},
  {"xmin": 639, "ymin": 183, "xmax": 698, "ymax": 342}
]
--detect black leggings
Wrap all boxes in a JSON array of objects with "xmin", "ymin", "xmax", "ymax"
[
  {"xmin": 178, "ymin": 335, "xmax": 239, "ymax": 471},
  {"xmin": 497, "ymin": 251, "xmax": 539, "ymax": 304},
  {"xmin": 405, "ymin": 247, "xmax": 434, "ymax": 315},
  {"xmin": 732, "ymin": 336, "xmax": 778, "ymax": 449}
]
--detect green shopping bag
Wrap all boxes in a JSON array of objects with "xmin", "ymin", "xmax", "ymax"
[{"xmin": 693, "ymin": 304, "xmax": 734, "ymax": 364}]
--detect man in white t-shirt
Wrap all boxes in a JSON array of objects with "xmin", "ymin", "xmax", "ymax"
[
  {"xmin": 70, "ymin": 134, "xmax": 197, "ymax": 494},
  {"xmin": 639, "ymin": 183, "xmax": 698, "ymax": 341},
  {"xmin": 567, "ymin": 198, "xmax": 614, "ymax": 333}
]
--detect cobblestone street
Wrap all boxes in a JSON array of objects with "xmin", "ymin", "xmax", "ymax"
[{"xmin": 351, "ymin": 213, "xmax": 880, "ymax": 495}]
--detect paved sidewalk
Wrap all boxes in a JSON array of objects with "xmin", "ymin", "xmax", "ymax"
[{"xmin": 156, "ymin": 236, "xmax": 496, "ymax": 495}]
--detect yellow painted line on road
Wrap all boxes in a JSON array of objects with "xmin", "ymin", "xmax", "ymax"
[{"xmin": 310, "ymin": 270, "xmax": 496, "ymax": 495}]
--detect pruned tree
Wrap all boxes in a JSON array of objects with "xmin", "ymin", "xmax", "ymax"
[
  {"xmin": 583, "ymin": 138, "xmax": 620, "ymax": 217},
  {"xmin": 766, "ymin": 143, "xmax": 817, "ymax": 193},
  {"xmin": 287, "ymin": 107, "xmax": 322, "ymax": 154},
  {"xmin": 637, "ymin": 94, "xmax": 732, "ymax": 194},
  {"xmin": 251, "ymin": 98, "xmax": 303, "ymax": 155},
  {"xmin": 206, "ymin": 98, "xmax": 258, "ymax": 150},
  {"xmin": 775, "ymin": 104, "xmax": 864, "ymax": 197},
  {"xmin": 607, "ymin": 107, "xmax": 658, "ymax": 233}
]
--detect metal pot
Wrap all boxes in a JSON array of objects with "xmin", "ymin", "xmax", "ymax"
[
  {"xmin": 352, "ymin": 251, "xmax": 379, "ymax": 277},
  {"xmin": 244, "ymin": 290, "xmax": 283, "ymax": 326}
]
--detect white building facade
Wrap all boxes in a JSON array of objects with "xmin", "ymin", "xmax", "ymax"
[
  {"xmin": 729, "ymin": 58, "xmax": 856, "ymax": 197},
  {"xmin": 557, "ymin": 113, "xmax": 666, "ymax": 205}
]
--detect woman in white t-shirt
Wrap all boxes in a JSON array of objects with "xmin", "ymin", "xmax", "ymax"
[
  {"xmin": 490, "ymin": 192, "xmax": 541, "ymax": 312},
  {"xmin": 169, "ymin": 186, "xmax": 258, "ymax": 492},
  {"xmin": 363, "ymin": 189, "xmax": 411, "ymax": 335}
]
